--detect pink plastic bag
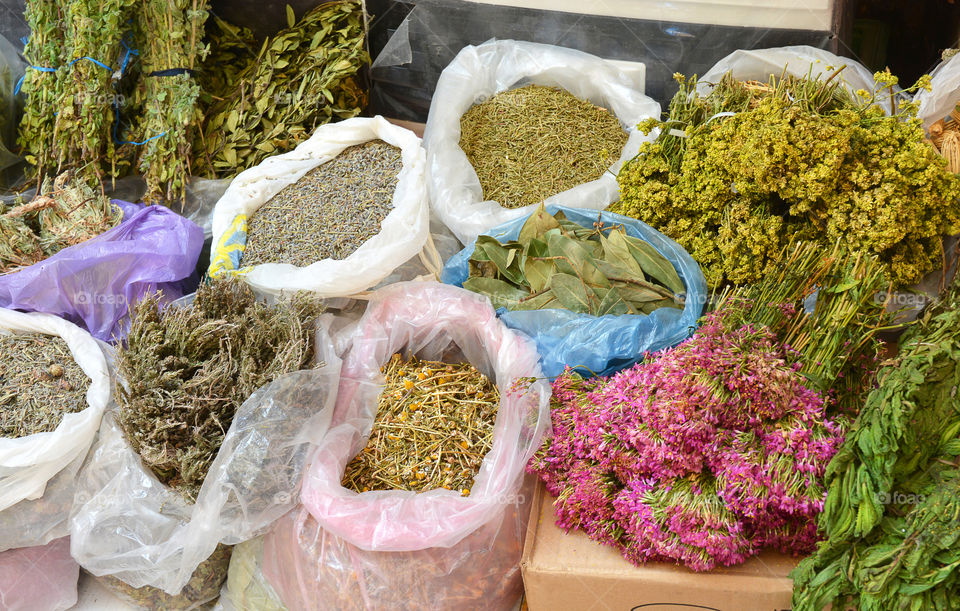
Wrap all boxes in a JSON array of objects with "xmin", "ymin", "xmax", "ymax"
[
  {"xmin": 263, "ymin": 281, "xmax": 550, "ymax": 609},
  {"xmin": 0, "ymin": 538, "xmax": 79, "ymax": 611}
]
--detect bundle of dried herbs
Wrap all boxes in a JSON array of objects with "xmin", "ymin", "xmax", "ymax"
[
  {"xmin": 132, "ymin": 0, "xmax": 211, "ymax": 203},
  {"xmin": 0, "ymin": 172, "xmax": 122, "ymax": 273},
  {"xmin": 0, "ymin": 333, "xmax": 89, "ymax": 438},
  {"xmin": 195, "ymin": 16, "xmax": 257, "ymax": 104},
  {"xmin": 54, "ymin": 0, "xmax": 138, "ymax": 183},
  {"xmin": 241, "ymin": 140, "xmax": 401, "ymax": 267},
  {"xmin": 116, "ymin": 278, "xmax": 322, "ymax": 501},
  {"xmin": 927, "ymin": 101, "xmax": 960, "ymax": 172},
  {"xmin": 100, "ymin": 544, "xmax": 231, "ymax": 611},
  {"xmin": 341, "ymin": 354, "xmax": 499, "ymax": 496},
  {"xmin": 791, "ymin": 274, "xmax": 960, "ymax": 610},
  {"xmin": 192, "ymin": 1, "xmax": 369, "ymax": 179},
  {"xmin": 463, "ymin": 204, "xmax": 684, "ymax": 315},
  {"xmin": 458, "ymin": 84, "xmax": 627, "ymax": 209},
  {"xmin": 17, "ymin": 0, "xmax": 65, "ymax": 180},
  {"xmin": 614, "ymin": 70, "xmax": 960, "ymax": 287}
]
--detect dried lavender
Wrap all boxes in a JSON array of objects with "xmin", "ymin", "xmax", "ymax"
[
  {"xmin": 0, "ymin": 333, "xmax": 89, "ymax": 438},
  {"xmin": 241, "ymin": 140, "xmax": 401, "ymax": 267},
  {"xmin": 341, "ymin": 354, "xmax": 499, "ymax": 496}
]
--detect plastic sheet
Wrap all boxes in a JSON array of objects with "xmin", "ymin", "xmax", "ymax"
[
  {"xmin": 221, "ymin": 537, "xmax": 287, "ymax": 611},
  {"xmin": 0, "ymin": 308, "xmax": 111, "ymax": 551},
  {"xmin": 69, "ymin": 317, "xmax": 342, "ymax": 597},
  {"xmin": 0, "ymin": 537, "xmax": 79, "ymax": 611},
  {"xmin": 915, "ymin": 51, "xmax": 960, "ymax": 128},
  {"xmin": 263, "ymin": 282, "xmax": 549, "ymax": 609},
  {"xmin": 0, "ymin": 201, "xmax": 204, "ymax": 342},
  {"xmin": 208, "ymin": 116, "xmax": 431, "ymax": 298},
  {"xmin": 442, "ymin": 206, "xmax": 706, "ymax": 379},
  {"xmin": 423, "ymin": 38, "xmax": 660, "ymax": 245}
]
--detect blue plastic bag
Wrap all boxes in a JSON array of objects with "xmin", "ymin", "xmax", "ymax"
[
  {"xmin": 442, "ymin": 206, "xmax": 707, "ymax": 378},
  {"xmin": 0, "ymin": 201, "xmax": 203, "ymax": 342}
]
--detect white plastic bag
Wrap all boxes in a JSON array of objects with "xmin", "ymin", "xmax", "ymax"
[
  {"xmin": 209, "ymin": 116, "xmax": 431, "ymax": 297},
  {"xmin": 0, "ymin": 537, "xmax": 79, "ymax": 611},
  {"xmin": 69, "ymin": 317, "xmax": 343, "ymax": 597},
  {"xmin": 424, "ymin": 39, "xmax": 661, "ymax": 245},
  {"xmin": 0, "ymin": 308, "xmax": 111, "ymax": 551},
  {"xmin": 915, "ymin": 52, "xmax": 960, "ymax": 129},
  {"xmin": 262, "ymin": 282, "xmax": 550, "ymax": 609},
  {"xmin": 697, "ymin": 45, "xmax": 878, "ymax": 98}
]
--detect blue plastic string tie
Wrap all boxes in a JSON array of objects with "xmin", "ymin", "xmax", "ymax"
[
  {"xmin": 119, "ymin": 37, "xmax": 139, "ymax": 77},
  {"xmin": 112, "ymin": 103, "xmax": 167, "ymax": 146},
  {"xmin": 14, "ymin": 65, "xmax": 56, "ymax": 95}
]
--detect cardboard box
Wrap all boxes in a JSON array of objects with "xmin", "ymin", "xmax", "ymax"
[{"xmin": 521, "ymin": 483, "xmax": 799, "ymax": 611}]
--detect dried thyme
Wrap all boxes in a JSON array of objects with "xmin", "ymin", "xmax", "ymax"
[
  {"xmin": 116, "ymin": 278, "xmax": 323, "ymax": 501},
  {"xmin": 241, "ymin": 140, "xmax": 401, "ymax": 267},
  {"xmin": 341, "ymin": 354, "xmax": 500, "ymax": 496},
  {"xmin": 0, "ymin": 333, "xmax": 89, "ymax": 438},
  {"xmin": 458, "ymin": 84, "xmax": 628, "ymax": 209}
]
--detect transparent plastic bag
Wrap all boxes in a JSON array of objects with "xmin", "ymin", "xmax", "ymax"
[
  {"xmin": 914, "ymin": 51, "xmax": 960, "ymax": 129},
  {"xmin": 69, "ymin": 317, "xmax": 343, "ymax": 597},
  {"xmin": 423, "ymin": 38, "xmax": 660, "ymax": 245},
  {"xmin": 0, "ymin": 537, "xmax": 79, "ymax": 611},
  {"xmin": 442, "ymin": 206, "xmax": 707, "ymax": 378},
  {"xmin": 0, "ymin": 308, "xmax": 111, "ymax": 551},
  {"xmin": 263, "ymin": 282, "xmax": 549, "ymax": 609},
  {"xmin": 221, "ymin": 537, "xmax": 287, "ymax": 611},
  {"xmin": 208, "ymin": 116, "xmax": 431, "ymax": 297}
]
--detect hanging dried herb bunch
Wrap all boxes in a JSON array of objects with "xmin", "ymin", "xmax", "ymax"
[
  {"xmin": 116, "ymin": 277, "xmax": 323, "ymax": 501},
  {"xmin": 341, "ymin": 354, "xmax": 500, "ymax": 496},
  {"xmin": 0, "ymin": 333, "xmax": 90, "ymax": 438},
  {"xmin": 194, "ymin": 16, "xmax": 257, "ymax": 104},
  {"xmin": 193, "ymin": 0, "xmax": 369, "ymax": 179},
  {"xmin": 241, "ymin": 140, "xmax": 401, "ymax": 267},
  {"xmin": 132, "ymin": 0, "xmax": 211, "ymax": 204},
  {"xmin": 17, "ymin": 0, "xmax": 66, "ymax": 180},
  {"xmin": 0, "ymin": 171, "xmax": 122, "ymax": 274},
  {"xmin": 458, "ymin": 84, "xmax": 628, "ymax": 209}
]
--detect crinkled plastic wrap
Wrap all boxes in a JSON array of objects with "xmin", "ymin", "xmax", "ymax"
[
  {"xmin": 915, "ymin": 51, "xmax": 960, "ymax": 129},
  {"xmin": 0, "ymin": 201, "xmax": 204, "ymax": 342},
  {"xmin": 423, "ymin": 38, "xmax": 660, "ymax": 245},
  {"xmin": 0, "ymin": 308, "xmax": 111, "ymax": 551},
  {"xmin": 222, "ymin": 537, "xmax": 287, "ymax": 611},
  {"xmin": 208, "ymin": 116, "xmax": 431, "ymax": 297},
  {"xmin": 264, "ymin": 282, "xmax": 550, "ymax": 609},
  {"xmin": 442, "ymin": 206, "xmax": 706, "ymax": 379},
  {"xmin": 0, "ymin": 537, "xmax": 79, "ymax": 611},
  {"xmin": 69, "ymin": 317, "xmax": 343, "ymax": 598}
]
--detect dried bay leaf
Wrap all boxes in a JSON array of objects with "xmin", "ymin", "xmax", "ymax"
[
  {"xmin": 463, "ymin": 277, "xmax": 529, "ymax": 309},
  {"xmin": 623, "ymin": 234, "xmax": 685, "ymax": 294},
  {"xmin": 550, "ymin": 273, "xmax": 593, "ymax": 313}
]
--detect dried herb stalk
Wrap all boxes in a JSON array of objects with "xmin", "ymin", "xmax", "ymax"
[
  {"xmin": 193, "ymin": 0, "xmax": 369, "ymax": 178},
  {"xmin": 241, "ymin": 140, "xmax": 401, "ymax": 267},
  {"xmin": 928, "ymin": 102, "xmax": 960, "ymax": 173},
  {"xmin": 0, "ymin": 333, "xmax": 89, "ymax": 438},
  {"xmin": 116, "ymin": 278, "xmax": 322, "ymax": 501},
  {"xmin": 459, "ymin": 84, "xmax": 627, "ymax": 209},
  {"xmin": 133, "ymin": 0, "xmax": 211, "ymax": 203},
  {"xmin": 18, "ymin": 0, "xmax": 65, "ymax": 180},
  {"xmin": 341, "ymin": 354, "xmax": 499, "ymax": 496}
]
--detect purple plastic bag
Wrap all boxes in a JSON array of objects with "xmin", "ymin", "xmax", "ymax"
[{"xmin": 0, "ymin": 201, "xmax": 203, "ymax": 342}]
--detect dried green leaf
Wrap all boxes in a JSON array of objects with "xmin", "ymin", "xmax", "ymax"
[
  {"xmin": 550, "ymin": 273, "xmax": 593, "ymax": 313},
  {"xmin": 463, "ymin": 277, "xmax": 530, "ymax": 309}
]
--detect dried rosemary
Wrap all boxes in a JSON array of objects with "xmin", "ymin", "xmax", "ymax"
[
  {"xmin": 0, "ymin": 333, "xmax": 89, "ymax": 438},
  {"xmin": 116, "ymin": 278, "xmax": 323, "ymax": 501},
  {"xmin": 458, "ymin": 84, "xmax": 627, "ymax": 209},
  {"xmin": 341, "ymin": 354, "xmax": 500, "ymax": 496},
  {"xmin": 241, "ymin": 140, "xmax": 401, "ymax": 267}
]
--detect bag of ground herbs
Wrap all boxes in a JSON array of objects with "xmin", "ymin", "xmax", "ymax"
[
  {"xmin": 261, "ymin": 281, "xmax": 550, "ymax": 610},
  {"xmin": 0, "ymin": 537, "xmax": 79, "ymax": 611},
  {"xmin": 0, "ymin": 197, "xmax": 204, "ymax": 342},
  {"xmin": 69, "ymin": 288, "xmax": 343, "ymax": 605},
  {"xmin": 442, "ymin": 205, "xmax": 706, "ymax": 378},
  {"xmin": 0, "ymin": 308, "xmax": 111, "ymax": 551},
  {"xmin": 423, "ymin": 39, "xmax": 660, "ymax": 246},
  {"xmin": 207, "ymin": 116, "xmax": 431, "ymax": 297}
]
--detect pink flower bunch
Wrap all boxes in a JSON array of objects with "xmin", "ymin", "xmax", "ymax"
[{"xmin": 527, "ymin": 310, "xmax": 846, "ymax": 571}]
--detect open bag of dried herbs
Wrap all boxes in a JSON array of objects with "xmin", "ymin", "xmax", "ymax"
[
  {"xmin": 0, "ymin": 172, "xmax": 204, "ymax": 341},
  {"xmin": 0, "ymin": 307, "xmax": 111, "ymax": 551},
  {"xmin": 208, "ymin": 116, "xmax": 432, "ymax": 297},
  {"xmin": 790, "ymin": 273, "xmax": 960, "ymax": 610},
  {"xmin": 442, "ymin": 204, "xmax": 707, "ymax": 378},
  {"xmin": 613, "ymin": 49, "xmax": 960, "ymax": 289},
  {"xmin": 68, "ymin": 278, "xmax": 343, "ymax": 607},
  {"xmin": 423, "ymin": 39, "xmax": 660, "ymax": 245},
  {"xmin": 259, "ymin": 281, "xmax": 550, "ymax": 610},
  {"xmin": 528, "ymin": 242, "xmax": 894, "ymax": 572}
]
